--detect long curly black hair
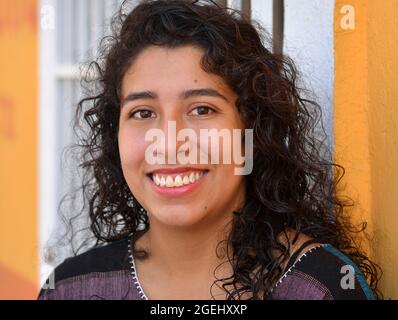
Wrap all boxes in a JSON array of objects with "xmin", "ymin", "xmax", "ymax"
[{"xmin": 63, "ymin": 0, "xmax": 381, "ymax": 299}]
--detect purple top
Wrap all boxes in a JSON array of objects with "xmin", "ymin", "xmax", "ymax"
[{"xmin": 37, "ymin": 236, "xmax": 375, "ymax": 300}]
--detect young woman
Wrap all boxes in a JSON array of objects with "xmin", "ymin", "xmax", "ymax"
[{"xmin": 38, "ymin": 0, "xmax": 381, "ymax": 300}]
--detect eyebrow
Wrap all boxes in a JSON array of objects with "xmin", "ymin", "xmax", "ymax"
[{"xmin": 121, "ymin": 88, "xmax": 229, "ymax": 107}]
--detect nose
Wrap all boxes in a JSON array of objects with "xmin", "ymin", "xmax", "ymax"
[{"xmin": 157, "ymin": 114, "xmax": 192, "ymax": 165}]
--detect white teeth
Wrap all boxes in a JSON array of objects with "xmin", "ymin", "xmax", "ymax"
[
  {"xmin": 183, "ymin": 176, "xmax": 190, "ymax": 185},
  {"xmin": 166, "ymin": 176, "xmax": 174, "ymax": 187},
  {"xmin": 174, "ymin": 175, "xmax": 183, "ymax": 187},
  {"xmin": 152, "ymin": 171, "xmax": 206, "ymax": 188},
  {"xmin": 160, "ymin": 176, "xmax": 166, "ymax": 187}
]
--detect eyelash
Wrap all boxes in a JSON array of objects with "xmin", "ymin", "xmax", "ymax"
[
  {"xmin": 128, "ymin": 105, "xmax": 216, "ymax": 119},
  {"xmin": 188, "ymin": 105, "xmax": 216, "ymax": 116},
  {"xmin": 129, "ymin": 109, "xmax": 156, "ymax": 119}
]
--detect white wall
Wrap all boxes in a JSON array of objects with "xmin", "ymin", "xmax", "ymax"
[
  {"xmin": 283, "ymin": 0, "xmax": 335, "ymax": 148},
  {"xmin": 251, "ymin": 0, "xmax": 273, "ymax": 39},
  {"xmin": 38, "ymin": 0, "xmax": 128, "ymax": 287},
  {"xmin": 252, "ymin": 0, "xmax": 335, "ymax": 149}
]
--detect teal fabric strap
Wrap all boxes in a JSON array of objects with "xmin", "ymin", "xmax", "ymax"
[{"xmin": 322, "ymin": 244, "xmax": 376, "ymax": 300}]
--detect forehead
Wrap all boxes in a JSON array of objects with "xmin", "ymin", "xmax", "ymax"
[{"xmin": 121, "ymin": 45, "xmax": 235, "ymax": 98}]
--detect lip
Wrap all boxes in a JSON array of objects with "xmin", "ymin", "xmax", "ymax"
[
  {"xmin": 147, "ymin": 166, "xmax": 207, "ymax": 175},
  {"xmin": 146, "ymin": 168, "xmax": 209, "ymax": 197}
]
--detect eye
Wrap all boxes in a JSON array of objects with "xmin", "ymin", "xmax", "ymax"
[
  {"xmin": 189, "ymin": 105, "xmax": 216, "ymax": 116},
  {"xmin": 129, "ymin": 109, "xmax": 156, "ymax": 119}
]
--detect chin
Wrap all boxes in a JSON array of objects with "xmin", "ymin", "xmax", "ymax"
[{"xmin": 149, "ymin": 206, "xmax": 209, "ymax": 228}]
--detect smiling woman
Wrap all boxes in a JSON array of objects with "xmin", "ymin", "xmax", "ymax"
[
  {"xmin": 118, "ymin": 44, "xmax": 247, "ymax": 249},
  {"xmin": 37, "ymin": 0, "xmax": 381, "ymax": 300}
]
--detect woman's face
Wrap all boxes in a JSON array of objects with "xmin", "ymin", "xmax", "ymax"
[{"xmin": 118, "ymin": 45, "xmax": 245, "ymax": 229}]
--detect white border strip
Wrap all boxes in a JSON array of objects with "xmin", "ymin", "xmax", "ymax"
[{"xmin": 38, "ymin": 0, "xmax": 58, "ymax": 287}]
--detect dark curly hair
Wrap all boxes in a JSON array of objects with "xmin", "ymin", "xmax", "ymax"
[{"xmin": 59, "ymin": 0, "xmax": 381, "ymax": 299}]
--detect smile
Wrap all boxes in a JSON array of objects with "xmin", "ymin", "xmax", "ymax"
[
  {"xmin": 151, "ymin": 171, "xmax": 205, "ymax": 188},
  {"xmin": 146, "ymin": 168, "xmax": 209, "ymax": 196}
]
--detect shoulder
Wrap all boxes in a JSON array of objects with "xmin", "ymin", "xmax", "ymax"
[
  {"xmin": 270, "ymin": 243, "xmax": 376, "ymax": 300},
  {"xmin": 37, "ymin": 236, "xmax": 133, "ymax": 300},
  {"xmin": 52, "ymin": 237, "xmax": 130, "ymax": 282}
]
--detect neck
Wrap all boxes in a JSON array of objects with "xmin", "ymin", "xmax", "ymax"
[{"xmin": 138, "ymin": 210, "xmax": 234, "ymax": 278}]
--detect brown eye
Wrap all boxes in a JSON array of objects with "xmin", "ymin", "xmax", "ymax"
[
  {"xmin": 189, "ymin": 106, "xmax": 215, "ymax": 116},
  {"xmin": 130, "ymin": 109, "xmax": 156, "ymax": 119}
]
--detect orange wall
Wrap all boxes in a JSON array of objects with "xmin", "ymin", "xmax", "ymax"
[
  {"xmin": 334, "ymin": 1, "xmax": 373, "ymax": 244},
  {"xmin": 367, "ymin": 0, "xmax": 398, "ymax": 299},
  {"xmin": 334, "ymin": 0, "xmax": 398, "ymax": 299},
  {"xmin": 0, "ymin": 0, "xmax": 39, "ymax": 299}
]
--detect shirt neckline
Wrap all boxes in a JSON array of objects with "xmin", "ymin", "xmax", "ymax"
[
  {"xmin": 127, "ymin": 234, "xmax": 329, "ymax": 299},
  {"xmin": 127, "ymin": 236, "xmax": 149, "ymax": 300},
  {"xmin": 270, "ymin": 243, "xmax": 328, "ymax": 293}
]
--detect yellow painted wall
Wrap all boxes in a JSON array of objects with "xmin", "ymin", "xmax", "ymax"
[
  {"xmin": 0, "ymin": 0, "xmax": 39, "ymax": 299},
  {"xmin": 334, "ymin": 0, "xmax": 398, "ymax": 299}
]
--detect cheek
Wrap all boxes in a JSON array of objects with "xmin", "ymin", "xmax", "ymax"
[
  {"xmin": 217, "ymin": 163, "xmax": 242, "ymax": 181},
  {"xmin": 118, "ymin": 125, "xmax": 148, "ymax": 169},
  {"xmin": 200, "ymin": 120, "xmax": 244, "ymax": 164},
  {"xmin": 211, "ymin": 164, "xmax": 245, "ymax": 208}
]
